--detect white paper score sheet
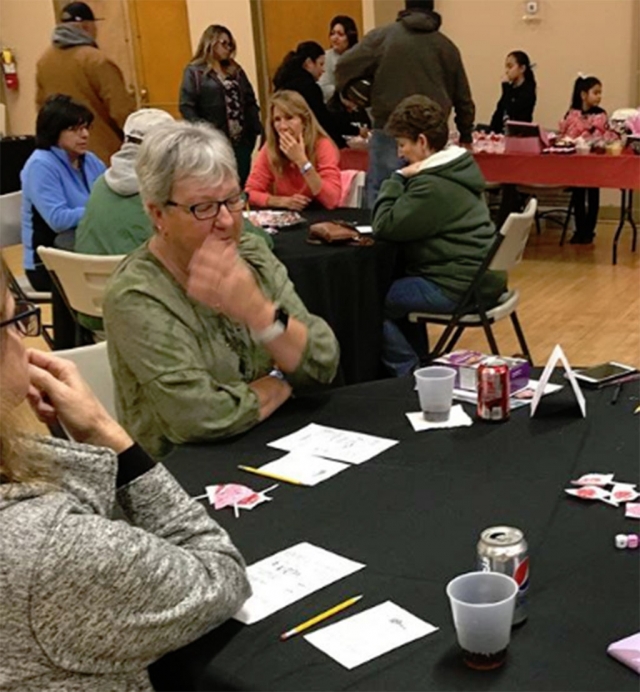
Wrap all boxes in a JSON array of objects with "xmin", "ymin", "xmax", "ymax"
[
  {"xmin": 304, "ymin": 600, "xmax": 438, "ymax": 669},
  {"xmin": 268, "ymin": 423, "xmax": 398, "ymax": 465},
  {"xmin": 233, "ymin": 542, "xmax": 365, "ymax": 625},
  {"xmin": 258, "ymin": 452, "xmax": 349, "ymax": 486}
]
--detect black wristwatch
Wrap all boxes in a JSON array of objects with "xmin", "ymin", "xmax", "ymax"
[{"xmin": 251, "ymin": 306, "xmax": 290, "ymax": 344}]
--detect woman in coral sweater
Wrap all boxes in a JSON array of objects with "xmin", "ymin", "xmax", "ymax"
[{"xmin": 245, "ymin": 90, "xmax": 341, "ymax": 211}]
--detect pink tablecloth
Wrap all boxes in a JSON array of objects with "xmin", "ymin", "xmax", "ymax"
[{"xmin": 339, "ymin": 148, "xmax": 640, "ymax": 190}]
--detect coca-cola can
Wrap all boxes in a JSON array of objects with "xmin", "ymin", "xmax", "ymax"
[
  {"xmin": 477, "ymin": 357, "xmax": 510, "ymax": 421},
  {"xmin": 477, "ymin": 526, "xmax": 529, "ymax": 625}
]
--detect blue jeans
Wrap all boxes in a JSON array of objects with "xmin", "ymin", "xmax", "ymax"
[
  {"xmin": 382, "ymin": 277, "xmax": 458, "ymax": 377},
  {"xmin": 365, "ymin": 129, "xmax": 402, "ymax": 208}
]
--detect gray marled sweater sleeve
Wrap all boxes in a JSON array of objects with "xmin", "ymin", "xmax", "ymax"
[{"xmin": 30, "ymin": 459, "xmax": 250, "ymax": 675}]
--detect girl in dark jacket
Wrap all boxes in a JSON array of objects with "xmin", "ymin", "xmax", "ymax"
[
  {"xmin": 179, "ymin": 25, "xmax": 261, "ymax": 185},
  {"xmin": 489, "ymin": 51, "xmax": 537, "ymax": 134},
  {"xmin": 273, "ymin": 41, "xmax": 344, "ymax": 148}
]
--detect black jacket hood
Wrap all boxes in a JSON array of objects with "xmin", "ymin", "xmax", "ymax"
[{"xmin": 396, "ymin": 9, "xmax": 442, "ymax": 32}]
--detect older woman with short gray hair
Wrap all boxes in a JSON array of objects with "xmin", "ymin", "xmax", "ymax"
[{"xmin": 104, "ymin": 120, "xmax": 339, "ymax": 458}]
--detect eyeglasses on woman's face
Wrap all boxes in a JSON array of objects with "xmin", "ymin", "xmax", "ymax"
[
  {"xmin": 216, "ymin": 38, "xmax": 233, "ymax": 50},
  {"xmin": 0, "ymin": 300, "xmax": 42, "ymax": 337},
  {"xmin": 165, "ymin": 191, "xmax": 247, "ymax": 221}
]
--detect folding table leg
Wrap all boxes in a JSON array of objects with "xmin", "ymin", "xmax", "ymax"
[{"xmin": 612, "ymin": 189, "xmax": 636, "ymax": 265}]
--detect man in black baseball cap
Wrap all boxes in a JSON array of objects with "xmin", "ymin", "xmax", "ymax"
[{"xmin": 36, "ymin": 1, "xmax": 134, "ymax": 164}]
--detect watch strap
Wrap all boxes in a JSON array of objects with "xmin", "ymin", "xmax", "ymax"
[{"xmin": 251, "ymin": 307, "xmax": 290, "ymax": 344}]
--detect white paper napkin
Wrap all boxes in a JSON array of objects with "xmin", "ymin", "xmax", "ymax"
[{"xmin": 405, "ymin": 404, "xmax": 473, "ymax": 431}]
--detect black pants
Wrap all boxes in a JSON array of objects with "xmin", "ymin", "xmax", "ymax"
[
  {"xmin": 26, "ymin": 266, "xmax": 77, "ymax": 350},
  {"xmin": 571, "ymin": 187, "xmax": 600, "ymax": 240}
]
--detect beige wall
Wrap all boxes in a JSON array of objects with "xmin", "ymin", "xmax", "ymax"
[{"xmin": 0, "ymin": 0, "xmax": 55, "ymax": 135}]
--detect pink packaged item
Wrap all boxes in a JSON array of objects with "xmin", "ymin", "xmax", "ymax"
[
  {"xmin": 434, "ymin": 350, "xmax": 530, "ymax": 392},
  {"xmin": 504, "ymin": 121, "xmax": 545, "ymax": 155},
  {"xmin": 607, "ymin": 632, "xmax": 640, "ymax": 674}
]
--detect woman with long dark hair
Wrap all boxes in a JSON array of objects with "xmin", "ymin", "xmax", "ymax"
[
  {"xmin": 489, "ymin": 50, "xmax": 537, "ymax": 134},
  {"xmin": 273, "ymin": 41, "xmax": 344, "ymax": 147},
  {"xmin": 319, "ymin": 15, "xmax": 359, "ymax": 102},
  {"xmin": 179, "ymin": 24, "xmax": 262, "ymax": 185}
]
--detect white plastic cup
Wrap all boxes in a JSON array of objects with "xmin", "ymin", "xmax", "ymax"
[
  {"xmin": 446, "ymin": 571, "xmax": 518, "ymax": 670},
  {"xmin": 413, "ymin": 366, "xmax": 456, "ymax": 421}
]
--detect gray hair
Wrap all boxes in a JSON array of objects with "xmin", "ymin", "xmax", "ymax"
[{"xmin": 135, "ymin": 120, "xmax": 238, "ymax": 208}]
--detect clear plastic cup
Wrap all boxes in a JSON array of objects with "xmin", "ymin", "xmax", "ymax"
[
  {"xmin": 413, "ymin": 366, "xmax": 456, "ymax": 422},
  {"xmin": 446, "ymin": 571, "xmax": 518, "ymax": 670}
]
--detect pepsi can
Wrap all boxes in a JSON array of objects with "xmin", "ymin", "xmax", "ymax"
[{"xmin": 476, "ymin": 526, "xmax": 529, "ymax": 625}]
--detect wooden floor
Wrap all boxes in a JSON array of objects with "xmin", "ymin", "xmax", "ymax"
[{"xmin": 3, "ymin": 216, "xmax": 639, "ymax": 367}]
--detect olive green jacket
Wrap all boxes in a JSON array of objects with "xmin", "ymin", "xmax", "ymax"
[{"xmin": 103, "ymin": 234, "xmax": 339, "ymax": 458}]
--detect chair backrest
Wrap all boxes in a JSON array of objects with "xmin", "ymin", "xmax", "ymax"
[
  {"xmin": 340, "ymin": 170, "xmax": 366, "ymax": 208},
  {"xmin": 0, "ymin": 191, "xmax": 22, "ymax": 247},
  {"xmin": 37, "ymin": 247, "xmax": 125, "ymax": 317},
  {"xmin": 490, "ymin": 198, "xmax": 537, "ymax": 272},
  {"xmin": 55, "ymin": 341, "xmax": 116, "ymax": 419}
]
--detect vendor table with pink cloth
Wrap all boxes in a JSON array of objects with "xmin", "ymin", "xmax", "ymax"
[{"xmin": 339, "ymin": 148, "xmax": 639, "ymax": 264}]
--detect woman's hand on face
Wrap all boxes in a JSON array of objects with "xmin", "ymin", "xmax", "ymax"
[
  {"xmin": 278, "ymin": 131, "xmax": 307, "ymax": 167},
  {"xmin": 26, "ymin": 349, "xmax": 132, "ymax": 453},
  {"xmin": 187, "ymin": 236, "xmax": 272, "ymax": 330}
]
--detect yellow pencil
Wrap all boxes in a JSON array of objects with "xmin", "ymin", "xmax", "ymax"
[
  {"xmin": 237, "ymin": 465, "xmax": 304, "ymax": 486},
  {"xmin": 280, "ymin": 595, "xmax": 363, "ymax": 641}
]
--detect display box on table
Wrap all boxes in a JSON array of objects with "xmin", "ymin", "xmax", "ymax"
[{"xmin": 433, "ymin": 350, "xmax": 530, "ymax": 392}]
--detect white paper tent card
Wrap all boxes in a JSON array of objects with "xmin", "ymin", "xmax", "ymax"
[
  {"xmin": 530, "ymin": 344, "xmax": 586, "ymax": 418},
  {"xmin": 233, "ymin": 542, "xmax": 365, "ymax": 625},
  {"xmin": 304, "ymin": 600, "xmax": 439, "ymax": 670},
  {"xmin": 268, "ymin": 423, "xmax": 398, "ymax": 465}
]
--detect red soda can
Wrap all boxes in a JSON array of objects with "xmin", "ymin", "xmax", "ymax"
[{"xmin": 477, "ymin": 357, "xmax": 510, "ymax": 421}]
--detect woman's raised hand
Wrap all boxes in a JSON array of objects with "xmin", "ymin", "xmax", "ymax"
[
  {"xmin": 278, "ymin": 130, "xmax": 307, "ymax": 167},
  {"xmin": 27, "ymin": 349, "xmax": 132, "ymax": 452},
  {"xmin": 187, "ymin": 237, "xmax": 273, "ymax": 329}
]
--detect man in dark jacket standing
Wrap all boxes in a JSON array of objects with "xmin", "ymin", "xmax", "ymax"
[
  {"xmin": 335, "ymin": 0, "xmax": 475, "ymax": 207},
  {"xmin": 36, "ymin": 2, "xmax": 135, "ymax": 165}
]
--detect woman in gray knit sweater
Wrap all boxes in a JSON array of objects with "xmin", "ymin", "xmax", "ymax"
[{"xmin": 0, "ymin": 269, "xmax": 251, "ymax": 691}]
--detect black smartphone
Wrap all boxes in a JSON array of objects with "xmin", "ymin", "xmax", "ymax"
[{"xmin": 574, "ymin": 362, "xmax": 637, "ymax": 386}]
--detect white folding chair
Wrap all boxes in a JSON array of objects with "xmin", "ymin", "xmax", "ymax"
[
  {"xmin": 408, "ymin": 198, "xmax": 537, "ymax": 364},
  {"xmin": 0, "ymin": 191, "xmax": 54, "ymax": 346},
  {"xmin": 37, "ymin": 247, "xmax": 125, "ymax": 345},
  {"xmin": 55, "ymin": 341, "xmax": 116, "ymax": 420},
  {"xmin": 340, "ymin": 170, "xmax": 366, "ymax": 208}
]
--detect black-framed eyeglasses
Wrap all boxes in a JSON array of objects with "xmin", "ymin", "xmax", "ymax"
[
  {"xmin": 166, "ymin": 191, "xmax": 247, "ymax": 221},
  {"xmin": 0, "ymin": 300, "xmax": 42, "ymax": 337}
]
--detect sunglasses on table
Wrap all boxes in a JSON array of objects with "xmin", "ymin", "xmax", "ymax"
[{"xmin": 0, "ymin": 300, "xmax": 42, "ymax": 337}]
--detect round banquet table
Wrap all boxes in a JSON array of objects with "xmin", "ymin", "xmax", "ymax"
[{"xmin": 271, "ymin": 207, "xmax": 398, "ymax": 385}]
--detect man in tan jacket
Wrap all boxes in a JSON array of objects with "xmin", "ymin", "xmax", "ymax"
[{"xmin": 36, "ymin": 1, "xmax": 135, "ymax": 164}]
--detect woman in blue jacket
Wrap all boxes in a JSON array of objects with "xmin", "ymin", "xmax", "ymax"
[
  {"xmin": 21, "ymin": 94, "xmax": 105, "ymax": 291},
  {"xmin": 20, "ymin": 94, "xmax": 105, "ymax": 349}
]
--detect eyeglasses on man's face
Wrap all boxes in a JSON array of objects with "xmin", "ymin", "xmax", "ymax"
[
  {"xmin": 0, "ymin": 300, "xmax": 42, "ymax": 337},
  {"xmin": 166, "ymin": 191, "xmax": 247, "ymax": 221}
]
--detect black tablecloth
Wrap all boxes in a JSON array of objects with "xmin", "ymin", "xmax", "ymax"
[
  {"xmin": 151, "ymin": 375, "xmax": 640, "ymax": 691},
  {"xmin": 272, "ymin": 208, "xmax": 397, "ymax": 385}
]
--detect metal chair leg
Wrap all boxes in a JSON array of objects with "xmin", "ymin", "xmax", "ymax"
[{"xmin": 510, "ymin": 312, "xmax": 533, "ymax": 365}]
